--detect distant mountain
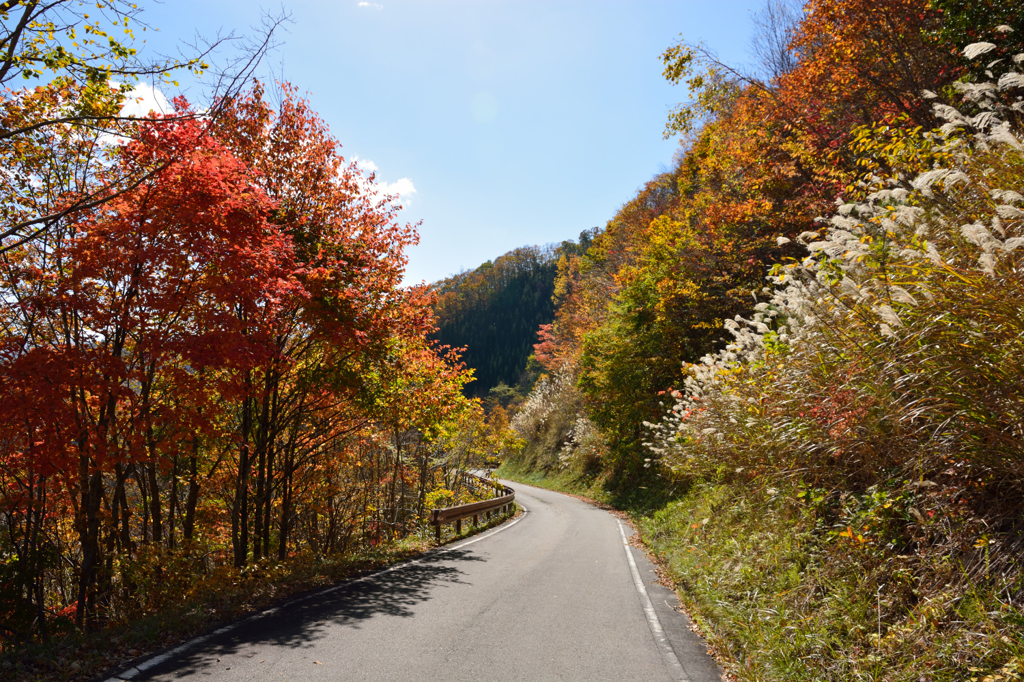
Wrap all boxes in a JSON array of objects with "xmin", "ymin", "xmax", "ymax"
[{"xmin": 431, "ymin": 232, "xmax": 595, "ymax": 399}]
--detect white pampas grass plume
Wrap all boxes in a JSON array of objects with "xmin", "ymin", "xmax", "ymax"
[
  {"xmin": 839, "ymin": 278, "xmax": 861, "ymax": 297},
  {"xmin": 912, "ymin": 168, "xmax": 951, "ymax": 190},
  {"xmin": 964, "ymin": 42, "xmax": 997, "ymax": 59},
  {"xmin": 970, "ymin": 111, "xmax": 1001, "ymax": 129},
  {"xmin": 986, "ymin": 122, "xmax": 1023, "ymax": 151},
  {"xmin": 876, "ymin": 305, "xmax": 903, "ymax": 327},
  {"xmin": 888, "ymin": 286, "xmax": 918, "ymax": 306},
  {"xmin": 999, "ymin": 72, "xmax": 1024, "ymax": 91},
  {"xmin": 992, "ymin": 189, "xmax": 1024, "ymax": 204},
  {"xmin": 978, "ymin": 252, "xmax": 997, "ymax": 274},
  {"xmin": 952, "ymin": 81, "xmax": 998, "ymax": 101},
  {"xmin": 997, "ymin": 205, "xmax": 1024, "ymax": 219},
  {"xmin": 1003, "ymin": 237, "xmax": 1024, "ymax": 252},
  {"xmin": 962, "ymin": 223, "xmax": 1003, "ymax": 252}
]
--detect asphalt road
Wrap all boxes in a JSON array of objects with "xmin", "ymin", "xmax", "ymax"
[{"xmin": 106, "ymin": 481, "xmax": 722, "ymax": 682}]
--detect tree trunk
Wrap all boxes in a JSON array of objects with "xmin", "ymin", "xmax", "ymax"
[
  {"xmin": 74, "ymin": 462, "xmax": 103, "ymax": 632},
  {"xmin": 232, "ymin": 393, "xmax": 253, "ymax": 567},
  {"xmin": 167, "ymin": 454, "xmax": 178, "ymax": 549},
  {"xmin": 277, "ymin": 449, "xmax": 293, "ymax": 561},
  {"xmin": 183, "ymin": 438, "xmax": 200, "ymax": 542},
  {"xmin": 117, "ymin": 464, "xmax": 132, "ymax": 553},
  {"xmin": 133, "ymin": 465, "xmax": 150, "ymax": 543},
  {"xmin": 146, "ymin": 459, "xmax": 162, "ymax": 545}
]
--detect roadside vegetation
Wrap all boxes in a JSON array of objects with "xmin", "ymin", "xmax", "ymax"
[{"xmin": 502, "ymin": 0, "xmax": 1024, "ymax": 679}]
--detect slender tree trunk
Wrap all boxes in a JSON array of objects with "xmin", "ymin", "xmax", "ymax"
[
  {"xmin": 417, "ymin": 439, "xmax": 429, "ymax": 521},
  {"xmin": 389, "ymin": 427, "xmax": 401, "ymax": 539},
  {"xmin": 133, "ymin": 465, "xmax": 149, "ymax": 543},
  {"xmin": 146, "ymin": 459, "xmax": 162, "ymax": 545},
  {"xmin": 140, "ymin": 366, "xmax": 162, "ymax": 545},
  {"xmin": 276, "ymin": 393, "xmax": 304, "ymax": 560},
  {"xmin": 167, "ymin": 454, "xmax": 178, "ymax": 549},
  {"xmin": 27, "ymin": 471, "xmax": 49, "ymax": 641},
  {"xmin": 232, "ymin": 391, "xmax": 253, "ymax": 567},
  {"xmin": 262, "ymin": 377, "xmax": 282, "ymax": 558},
  {"xmin": 75, "ymin": 462, "xmax": 103, "ymax": 632},
  {"xmin": 277, "ymin": 449, "xmax": 293, "ymax": 561},
  {"xmin": 114, "ymin": 463, "xmax": 131, "ymax": 553},
  {"xmin": 263, "ymin": 441, "xmax": 274, "ymax": 558},
  {"xmin": 253, "ymin": 396, "xmax": 267, "ymax": 560},
  {"xmin": 103, "ymin": 465, "xmax": 126, "ymax": 602},
  {"xmin": 183, "ymin": 438, "xmax": 200, "ymax": 542}
]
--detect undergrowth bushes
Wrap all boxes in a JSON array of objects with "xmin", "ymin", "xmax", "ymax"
[
  {"xmin": 510, "ymin": 362, "xmax": 608, "ymax": 476},
  {"xmin": 0, "ymin": 540, "xmax": 429, "ymax": 681},
  {"xmin": 648, "ymin": 44, "xmax": 1024, "ymax": 484},
  {"xmin": 639, "ymin": 480, "xmax": 1024, "ymax": 680}
]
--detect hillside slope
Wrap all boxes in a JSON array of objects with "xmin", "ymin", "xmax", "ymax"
[{"xmin": 431, "ymin": 234, "xmax": 593, "ymax": 398}]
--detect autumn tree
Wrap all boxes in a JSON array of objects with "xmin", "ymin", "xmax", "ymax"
[
  {"xmin": 0, "ymin": 97, "xmax": 302, "ymax": 630},
  {"xmin": 205, "ymin": 82, "xmax": 430, "ymax": 566},
  {"xmin": 0, "ymin": 83, "xmax": 482, "ymax": 642}
]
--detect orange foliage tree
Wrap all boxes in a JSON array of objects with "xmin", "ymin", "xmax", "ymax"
[{"xmin": 0, "ymin": 85, "xmax": 481, "ymax": 640}]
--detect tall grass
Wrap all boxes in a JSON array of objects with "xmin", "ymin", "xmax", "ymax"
[{"xmin": 510, "ymin": 362, "xmax": 608, "ymax": 475}]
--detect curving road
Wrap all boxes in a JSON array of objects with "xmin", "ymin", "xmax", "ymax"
[{"xmin": 105, "ymin": 481, "xmax": 722, "ymax": 682}]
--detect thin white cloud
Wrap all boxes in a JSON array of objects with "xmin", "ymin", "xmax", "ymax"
[
  {"xmin": 355, "ymin": 157, "xmax": 379, "ymax": 173},
  {"xmin": 96, "ymin": 81, "xmax": 172, "ymax": 146},
  {"xmin": 378, "ymin": 177, "xmax": 416, "ymax": 198},
  {"xmin": 358, "ymin": 2, "xmax": 383, "ymax": 9},
  {"xmin": 117, "ymin": 82, "xmax": 172, "ymax": 118},
  {"xmin": 352, "ymin": 155, "xmax": 417, "ymax": 206}
]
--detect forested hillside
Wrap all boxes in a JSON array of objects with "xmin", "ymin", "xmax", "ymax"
[
  {"xmin": 431, "ymin": 235, "xmax": 592, "ymax": 398},
  {"xmin": 503, "ymin": 0, "xmax": 1024, "ymax": 678}
]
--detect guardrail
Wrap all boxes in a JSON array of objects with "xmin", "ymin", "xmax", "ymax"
[{"xmin": 429, "ymin": 471, "xmax": 515, "ymax": 543}]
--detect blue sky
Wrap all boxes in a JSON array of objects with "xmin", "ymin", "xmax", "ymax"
[{"xmin": 137, "ymin": 1, "xmax": 764, "ymax": 284}]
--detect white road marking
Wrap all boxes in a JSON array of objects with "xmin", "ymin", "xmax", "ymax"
[
  {"xmin": 103, "ymin": 505, "xmax": 526, "ymax": 682},
  {"xmin": 617, "ymin": 519, "xmax": 689, "ymax": 682}
]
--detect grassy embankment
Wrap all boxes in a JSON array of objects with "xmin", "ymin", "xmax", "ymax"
[{"xmin": 497, "ymin": 461, "xmax": 1024, "ymax": 682}]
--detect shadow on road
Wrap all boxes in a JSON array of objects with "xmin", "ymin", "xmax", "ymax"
[{"xmin": 133, "ymin": 548, "xmax": 485, "ymax": 679}]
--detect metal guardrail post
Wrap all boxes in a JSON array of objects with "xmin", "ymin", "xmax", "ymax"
[{"xmin": 429, "ymin": 471, "xmax": 515, "ymax": 543}]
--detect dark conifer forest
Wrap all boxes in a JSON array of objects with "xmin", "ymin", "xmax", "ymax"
[{"xmin": 431, "ymin": 233, "xmax": 593, "ymax": 398}]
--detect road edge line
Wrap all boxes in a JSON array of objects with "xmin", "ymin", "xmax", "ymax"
[{"xmin": 617, "ymin": 519, "xmax": 690, "ymax": 682}]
